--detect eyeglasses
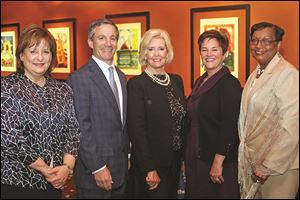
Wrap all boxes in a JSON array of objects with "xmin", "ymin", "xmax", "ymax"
[{"xmin": 250, "ymin": 38, "xmax": 278, "ymax": 46}]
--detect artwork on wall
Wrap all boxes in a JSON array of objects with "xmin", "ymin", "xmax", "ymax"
[
  {"xmin": 43, "ymin": 18, "xmax": 76, "ymax": 80},
  {"xmin": 106, "ymin": 11, "xmax": 150, "ymax": 75},
  {"xmin": 190, "ymin": 4, "xmax": 250, "ymax": 87},
  {"xmin": 1, "ymin": 23, "xmax": 20, "ymax": 77}
]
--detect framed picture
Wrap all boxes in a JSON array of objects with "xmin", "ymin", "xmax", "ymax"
[
  {"xmin": 43, "ymin": 18, "xmax": 76, "ymax": 80},
  {"xmin": 106, "ymin": 11, "xmax": 150, "ymax": 75},
  {"xmin": 1, "ymin": 23, "xmax": 20, "ymax": 77},
  {"xmin": 190, "ymin": 4, "xmax": 250, "ymax": 87}
]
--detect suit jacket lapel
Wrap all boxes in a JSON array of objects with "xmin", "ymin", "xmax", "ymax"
[
  {"xmin": 248, "ymin": 54, "xmax": 281, "ymax": 99},
  {"xmin": 241, "ymin": 54, "xmax": 282, "ymax": 132},
  {"xmin": 87, "ymin": 59, "xmax": 121, "ymax": 117}
]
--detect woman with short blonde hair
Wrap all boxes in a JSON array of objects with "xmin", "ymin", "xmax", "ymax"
[
  {"xmin": 139, "ymin": 28, "xmax": 174, "ymax": 66},
  {"xmin": 127, "ymin": 28, "xmax": 187, "ymax": 199}
]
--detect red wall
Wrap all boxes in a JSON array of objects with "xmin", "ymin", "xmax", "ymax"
[{"xmin": 1, "ymin": 1, "xmax": 299, "ymax": 95}]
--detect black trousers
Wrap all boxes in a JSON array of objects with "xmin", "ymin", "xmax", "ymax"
[{"xmin": 1, "ymin": 184, "xmax": 62, "ymax": 199}]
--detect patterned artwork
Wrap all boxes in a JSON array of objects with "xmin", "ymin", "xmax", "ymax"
[
  {"xmin": 48, "ymin": 27, "xmax": 71, "ymax": 73},
  {"xmin": 114, "ymin": 22, "xmax": 141, "ymax": 75},
  {"xmin": 1, "ymin": 31, "xmax": 17, "ymax": 72}
]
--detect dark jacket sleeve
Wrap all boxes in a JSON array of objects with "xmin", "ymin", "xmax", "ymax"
[
  {"xmin": 216, "ymin": 76, "xmax": 242, "ymax": 156},
  {"xmin": 127, "ymin": 77, "xmax": 155, "ymax": 173}
]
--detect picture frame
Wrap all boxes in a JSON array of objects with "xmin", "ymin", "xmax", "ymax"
[
  {"xmin": 190, "ymin": 4, "xmax": 250, "ymax": 87},
  {"xmin": 1, "ymin": 23, "xmax": 20, "ymax": 77},
  {"xmin": 106, "ymin": 11, "xmax": 150, "ymax": 75},
  {"xmin": 43, "ymin": 18, "xmax": 76, "ymax": 80}
]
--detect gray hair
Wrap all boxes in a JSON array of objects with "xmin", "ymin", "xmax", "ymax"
[{"xmin": 88, "ymin": 18, "xmax": 119, "ymax": 40}]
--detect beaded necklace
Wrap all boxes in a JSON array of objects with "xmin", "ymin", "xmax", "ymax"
[
  {"xmin": 145, "ymin": 68, "xmax": 170, "ymax": 86},
  {"xmin": 256, "ymin": 67, "xmax": 265, "ymax": 78}
]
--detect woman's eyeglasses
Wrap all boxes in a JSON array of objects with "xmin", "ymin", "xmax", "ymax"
[{"xmin": 250, "ymin": 38, "xmax": 278, "ymax": 46}]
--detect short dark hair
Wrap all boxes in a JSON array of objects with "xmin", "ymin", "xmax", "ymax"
[
  {"xmin": 198, "ymin": 30, "xmax": 228, "ymax": 55},
  {"xmin": 250, "ymin": 22, "xmax": 285, "ymax": 41},
  {"xmin": 16, "ymin": 24, "xmax": 57, "ymax": 75},
  {"xmin": 88, "ymin": 18, "xmax": 119, "ymax": 40}
]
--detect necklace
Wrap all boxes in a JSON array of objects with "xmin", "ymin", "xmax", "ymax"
[
  {"xmin": 256, "ymin": 67, "xmax": 265, "ymax": 78},
  {"xmin": 145, "ymin": 68, "xmax": 170, "ymax": 86}
]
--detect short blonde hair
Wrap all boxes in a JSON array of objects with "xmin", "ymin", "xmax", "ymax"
[{"xmin": 139, "ymin": 29, "xmax": 174, "ymax": 66}]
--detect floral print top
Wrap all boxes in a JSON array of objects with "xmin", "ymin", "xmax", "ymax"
[{"xmin": 1, "ymin": 73, "xmax": 80, "ymax": 190}]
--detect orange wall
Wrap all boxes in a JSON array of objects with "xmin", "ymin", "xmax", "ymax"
[{"xmin": 1, "ymin": 1, "xmax": 299, "ymax": 95}]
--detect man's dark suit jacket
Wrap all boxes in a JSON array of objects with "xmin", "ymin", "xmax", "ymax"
[{"xmin": 66, "ymin": 59, "xmax": 129, "ymax": 190}]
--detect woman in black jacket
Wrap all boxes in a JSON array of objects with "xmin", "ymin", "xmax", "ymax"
[
  {"xmin": 127, "ymin": 28, "xmax": 187, "ymax": 199},
  {"xmin": 185, "ymin": 30, "xmax": 242, "ymax": 199}
]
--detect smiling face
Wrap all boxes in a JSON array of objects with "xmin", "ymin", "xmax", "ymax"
[
  {"xmin": 200, "ymin": 38, "xmax": 226, "ymax": 73},
  {"xmin": 20, "ymin": 39, "xmax": 52, "ymax": 80},
  {"xmin": 146, "ymin": 37, "xmax": 168, "ymax": 70},
  {"xmin": 88, "ymin": 24, "xmax": 118, "ymax": 65},
  {"xmin": 250, "ymin": 27, "xmax": 280, "ymax": 68}
]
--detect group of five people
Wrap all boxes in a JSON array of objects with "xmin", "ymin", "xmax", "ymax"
[{"xmin": 1, "ymin": 18, "xmax": 298, "ymax": 199}]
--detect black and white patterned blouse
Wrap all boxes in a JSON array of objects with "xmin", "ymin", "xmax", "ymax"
[{"xmin": 1, "ymin": 73, "xmax": 80, "ymax": 190}]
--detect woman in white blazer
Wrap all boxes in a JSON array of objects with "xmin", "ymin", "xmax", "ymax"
[{"xmin": 238, "ymin": 22, "xmax": 299, "ymax": 199}]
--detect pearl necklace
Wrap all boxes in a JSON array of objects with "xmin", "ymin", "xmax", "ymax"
[{"xmin": 145, "ymin": 68, "xmax": 170, "ymax": 86}]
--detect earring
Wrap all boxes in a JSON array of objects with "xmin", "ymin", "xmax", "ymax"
[{"xmin": 201, "ymin": 63, "xmax": 205, "ymax": 68}]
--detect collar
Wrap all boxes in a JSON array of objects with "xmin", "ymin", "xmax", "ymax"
[
  {"xmin": 92, "ymin": 55, "xmax": 115, "ymax": 72},
  {"xmin": 191, "ymin": 66, "xmax": 230, "ymax": 99},
  {"xmin": 256, "ymin": 52, "xmax": 282, "ymax": 75}
]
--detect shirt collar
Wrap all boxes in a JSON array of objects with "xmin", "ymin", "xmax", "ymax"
[{"xmin": 92, "ymin": 55, "xmax": 115, "ymax": 73}]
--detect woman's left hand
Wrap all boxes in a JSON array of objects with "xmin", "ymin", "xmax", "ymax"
[
  {"xmin": 210, "ymin": 163, "xmax": 224, "ymax": 184},
  {"xmin": 46, "ymin": 165, "xmax": 70, "ymax": 189},
  {"xmin": 252, "ymin": 170, "xmax": 269, "ymax": 184},
  {"xmin": 210, "ymin": 154, "xmax": 225, "ymax": 184}
]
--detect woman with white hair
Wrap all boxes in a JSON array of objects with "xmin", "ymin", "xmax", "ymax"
[{"xmin": 127, "ymin": 29, "xmax": 187, "ymax": 198}]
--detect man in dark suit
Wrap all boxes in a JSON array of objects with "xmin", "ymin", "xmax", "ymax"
[{"xmin": 66, "ymin": 19, "xmax": 129, "ymax": 199}]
